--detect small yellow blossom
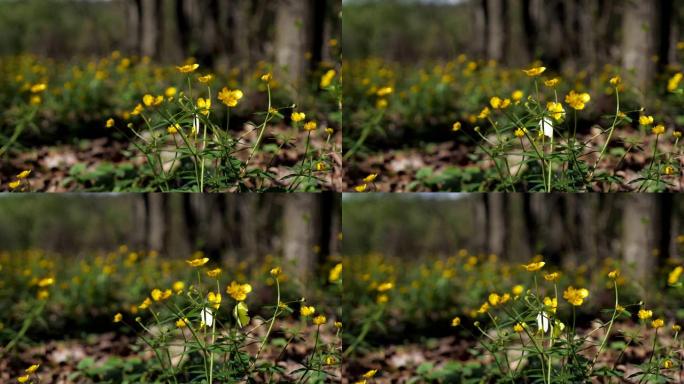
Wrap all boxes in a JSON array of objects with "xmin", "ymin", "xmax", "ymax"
[
  {"xmin": 186, "ymin": 257, "xmax": 209, "ymax": 267},
  {"xmin": 652, "ymin": 318, "xmax": 665, "ymax": 329},
  {"xmin": 363, "ymin": 174, "xmax": 378, "ymax": 183},
  {"xmin": 652, "ymin": 124, "xmax": 666, "ymax": 135},
  {"xmin": 544, "ymin": 78, "xmax": 560, "ymax": 87},
  {"xmin": 25, "ymin": 365, "xmax": 39, "ymax": 374},
  {"xmin": 563, "ymin": 286, "xmax": 589, "ymax": 306},
  {"xmin": 291, "ymin": 112, "xmax": 306, "ymax": 122},
  {"xmin": 113, "ymin": 313, "xmax": 123, "ymax": 323},
  {"xmin": 547, "ymin": 101, "xmax": 565, "ymax": 121},
  {"xmin": 663, "ymin": 360, "xmax": 674, "ymax": 369},
  {"xmin": 514, "ymin": 127, "xmax": 526, "ymax": 138},
  {"xmin": 270, "ymin": 267, "xmax": 282, "ymax": 277},
  {"xmin": 16, "ymin": 170, "xmax": 31, "ymax": 179},
  {"xmin": 522, "ymin": 261, "xmax": 545, "ymax": 272},
  {"xmin": 451, "ymin": 316, "xmax": 461, "ymax": 327},
  {"xmin": 512, "ymin": 285, "xmax": 524, "ymax": 296},
  {"xmin": 198, "ymin": 74, "xmax": 213, "ymax": 83},
  {"xmin": 668, "ymin": 266, "xmax": 683, "ymax": 285},
  {"xmin": 176, "ymin": 317, "xmax": 189, "ymax": 328},
  {"xmin": 453, "ymin": 121, "xmax": 461, "ymax": 132},
  {"xmin": 320, "ymin": 69, "xmax": 336, "ymax": 88},
  {"xmin": 207, "ymin": 268, "xmax": 222, "ymax": 278},
  {"xmin": 354, "ymin": 184, "xmax": 367, "ymax": 192},
  {"xmin": 523, "ymin": 66, "xmax": 546, "ymax": 77},
  {"xmin": 608, "ymin": 270, "xmax": 620, "ymax": 279},
  {"xmin": 488, "ymin": 293, "xmax": 501, "ymax": 306},
  {"xmin": 668, "ymin": 73, "xmax": 683, "ymax": 92},
  {"xmin": 377, "ymin": 282, "xmax": 394, "ymax": 292},
  {"xmin": 172, "ymin": 281, "xmax": 185, "ymax": 293},
  {"xmin": 261, "ymin": 73, "xmax": 272, "ymax": 82},
  {"xmin": 208, "ymin": 291, "xmax": 222, "ymax": 309},
  {"xmin": 638, "ymin": 309, "xmax": 653, "ymax": 320},
  {"xmin": 106, "ymin": 118, "xmax": 115, "ymax": 128},
  {"xmin": 565, "ymin": 90, "xmax": 591, "ymax": 110},
  {"xmin": 38, "ymin": 277, "xmax": 54, "ymax": 287},
  {"xmin": 197, "ymin": 98, "xmax": 211, "ymax": 115},
  {"xmin": 218, "ymin": 87, "xmax": 243, "ymax": 107},
  {"xmin": 303, "ymin": 121, "xmax": 317, "ymax": 131},
  {"xmin": 639, "ymin": 115, "xmax": 655, "ymax": 126},
  {"xmin": 313, "ymin": 315, "xmax": 327, "ymax": 325},
  {"xmin": 329, "ymin": 263, "xmax": 342, "ymax": 282},
  {"xmin": 177, "ymin": 63, "xmax": 199, "ymax": 73},
  {"xmin": 362, "ymin": 369, "xmax": 377, "ymax": 378},
  {"xmin": 226, "ymin": 281, "xmax": 252, "ymax": 301},
  {"xmin": 609, "ymin": 76, "xmax": 622, "ymax": 86},
  {"xmin": 377, "ymin": 87, "xmax": 393, "ymax": 96},
  {"xmin": 672, "ymin": 324, "xmax": 681, "ymax": 332},
  {"xmin": 544, "ymin": 272, "xmax": 560, "ymax": 282},
  {"xmin": 142, "ymin": 94, "xmax": 155, "ymax": 107},
  {"xmin": 511, "ymin": 90, "xmax": 524, "ymax": 102},
  {"xmin": 301, "ymin": 305, "xmax": 315, "ymax": 317},
  {"xmin": 30, "ymin": 83, "xmax": 47, "ymax": 93},
  {"xmin": 151, "ymin": 288, "xmax": 163, "ymax": 301},
  {"xmin": 513, "ymin": 323, "xmax": 525, "ymax": 333},
  {"xmin": 17, "ymin": 375, "xmax": 30, "ymax": 383},
  {"xmin": 165, "ymin": 87, "xmax": 177, "ymax": 97}
]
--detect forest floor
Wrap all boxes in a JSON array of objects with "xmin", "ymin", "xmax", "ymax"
[
  {"xmin": 2, "ymin": 124, "xmax": 343, "ymax": 192},
  {"xmin": 343, "ymin": 322, "xmax": 684, "ymax": 383},
  {"xmin": 1, "ymin": 320, "xmax": 342, "ymax": 383},
  {"xmin": 345, "ymin": 125, "xmax": 684, "ymax": 192}
]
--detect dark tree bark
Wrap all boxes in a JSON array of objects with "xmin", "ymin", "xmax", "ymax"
[
  {"xmin": 283, "ymin": 194, "xmax": 320, "ymax": 282},
  {"xmin": 622, "ymin": 0, "xmax": 658, "ymax": 91}
]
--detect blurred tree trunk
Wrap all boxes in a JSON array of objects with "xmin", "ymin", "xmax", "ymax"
[
  {"xmin": 283, "ymin": 194, "xmax": 320, "ymax": 282},
  {"xmin": 131, "ymin": 195, "xmax": 147, "ymax": 249},
  {"xmin": 274, "ymin": 0, "xmax": 317, "ymax": 84},
  {"xmin": 140, "ymin": 0, "xmax": 162, "ymax": 58},
  {"xmin": 175, "ymin": 0, "xmax": 191, "ymax": 58},
  {"xmin": 472, "ymin": 195, "xmax": 488, "ymax": 254},
  {"xmin": 622, "ymin": 195, "xmax": 657, "ymax": 282},
  {"xmin": 471, "ymin": 0, "xmax": 487, "ymax": 59},
  {"xmin": 146, "ymin": 194, "xmax": 166, "ymax": 252},
  {"xmin": 506, "ymin": 194, "xmax": 531, "ymax": 260},
  {"xmin": 485, "ymin": 0, "xmax": 508, "ymax": 62},
  {"xmin": 521, "ymin": 0, "xmax": 536, "ymax": 61},
  {"xmin": 126, "ymin": 0, "xmax": 142, "ymax": 55},
  {"xmin": 622, "ymin": 0, "xmax": 657, "ymax": 92},
  {"xmin": 657, "ymin": 0, "xmax": 674, "ymax": 73},
  {"xmin": 238, "ymin": 196, "xmax": 259, "ymax": 261},
  {"xmin": 486, "ymin": 194, "xmax": 506, "ymax": 257}
]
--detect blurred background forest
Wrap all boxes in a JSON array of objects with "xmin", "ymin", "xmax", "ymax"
[
  {"xmin": 344, "ymin": 193, "xmax": 683, "ymax": 282},
  {"xmin": 1, "ymin": 0, "xmax": 340, "ymax": 82},
  {"xmin": 344, "ymin": 0, "xmax": 682, "ymax": 89},
  {"xmin": 0, "ymin": 194, "xmax": 341, "ymax": 281}
]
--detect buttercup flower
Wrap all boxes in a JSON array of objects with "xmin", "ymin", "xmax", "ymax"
[
  {"xmin": 113, "ymin": 313, "xmax": 122, "ymax": 323},
  {"xmin": 313, "ymin": 315, "xmax": 327, "ymax": 325},
  {"xmin": 522, "ymin": 261, "xmax": 545, "ymax": 272},
  {"xmin": 300, "ymin": 305, "xmax": 316, "ymax": 317},
  {"xmin": 451, "ymin": 316, "xmax": 461, "ymax": 327},
  {"xmin": 186, "ymin": 257, "xmax": 209, "ymax": 267},
  {"xmin": 226, "ymin": 281, "xmax": 252, "ymax": 301},
  {"xmin": 523, "ymin": 66, "xmax": 546, "ymax": 77},
  {"xmin": 218, "ymin": 87, "xmax": 243, "ymax": 107},
  {"xmin": 177, "ymin": 63, "xmax": 199, "ymax": 73},
  {"xmin": 565, "ymin": 90, "xmax": 591, "ymax": 110},
  {"xmin": 291, "ymin": 111, "xmax": 306, "ymax": 122},
  {"xmin": 563, "ymin": 286, "xmax": 589, "ymax": 306},
  {"xmin": 652, "ymin": 318, "xmax": 664, "ymax": 329},
  {"xmin": 638, "ymin": 309, "xmax": 653, "ymax": 320}
]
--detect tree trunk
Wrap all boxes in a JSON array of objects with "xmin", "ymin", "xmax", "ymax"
[
  {"xmin": 274, "ymin": 0, "xmax": 315, "ymax": 84},
  {"xmin": 126, "ymin": 0, "xmax": 142, "ymax": 55},
  {"xmin": 485, "ymin": 0, "xmax": 507, "ymax": 62},
  {"xmin": 282, "ymin": 194, "xmax": 320, "ymax": 283},
  {"xmin": 140, "ymin": 0, "xmax": 161, "ymax": 58},
  {"xmin": 146, "ymin": 194, "xmax": 166, "ymax": 252},
  {"xmin": 487, "ymin": 194, "xmax": 506, "ymax": 257},
  {"xmin": 622, "ymin": 0, "xmax": 657, "ymax": 91},
  {"xmin": 622, "ymin": 195, "xmax": 657, "ymax": 282}
]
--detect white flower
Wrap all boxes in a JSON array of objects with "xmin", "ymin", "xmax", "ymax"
[
  {"xmin": 537, "ymin": 311, "xmax": 552, "ymax": 333},
  {"xmin": 539, "ymin": 117, "xmax": 553, "ymax": 139},
  {"xmin": 192, "ymin": 115, "xmax": 200, "ymax": 136},
  {"xmin": 201, "ymin": 307, "xmax": 214, "ymax": 327}
]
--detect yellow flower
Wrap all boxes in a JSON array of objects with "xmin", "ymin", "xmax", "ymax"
[
  {"xmin": 674, "ymin": 131, "xmax": 682, "ymax": 139},
  {"xmin": 652, "ymin": 124, "xmax": 666, "ymax": 135},
  {"xmin": 453, "ymin": 121, "xmax": 461, "ymax": 132},
  {"xmin": 37, "ymin": 290, "xmax": 49, "ymax": 300},
  {"xmin": 478, "ymin": 106, "xmax": 491, "ymax": 119},
  {"xmin": 218, "ymin": 87, "xmax": 243, "ymax": 107},
  {"xmin": 303, "ymin": 121, "xmax": 317, "ymax": 131},
  {"xmin": 451, "ymin": 316, "xmax": 461, "ymax": 327},
  {"xmin": 544, "ymin": 272, "xmax": 560, "ymax": 282},
  {"xmin": 672, "ymin": 324, "xmax": 681, "ymax": 332},
  {"xmin": 488, "ymin": 293, "xmax": 501, "ymax": 306},
  {"xmin": 325, "ymin": 356, "xmax": 336, "ymax": 365},
  {"xmin": 376, "ymin": 294, "xmax": 389, "ymax": 304},
  {"xmin": 208, "ymin": 291, "xmax": 222, "ymax": 309},
  {"xmin": 142, "ymin": 94, "xmax": 155, "ymax": 107},
  {"xmin": 362, "ymin": 369, "xmax": 377, "ymax": 378},
  {"xmin": 186, "ymin": 257, "xmax": 209, "ymax": 267},
  {"xmin": 639, "ymin": 115, "xmax": 654, "ymax": 126},
  {"xmin": 377, "ymin": 87, "xmax": 393, "ymax": 96},
  {"xmin": 25, "ymin": 365, "xmax": 39, "ymax": 374},
  {"xmin": 514, "ymin": 128, "xmax": 526, "ymax": 138},
  {"xmin": 668, "ymin": 266, "xmax": 683, "ymax": 285},
  {"xmin": 113, "ymin": 313, "xmax": 123, "ymax": 323},
  {"xmin": 354, "ymin": 184, "xmax": 367, "ymax": 192},
  {"xmin": 165, "ymin": 87, "xmax": 177, "ymax": 97},
  {"xmin": 565, "ymin": 90, "xmax": 591, "ymax": 110},
  {"xmin": 300, "ymin": 305, "xmax": 315, "ymax": 317},
  {"xmin": 198, "ymin": 74, "xmax": 213, "ymax": 83},
  {"xmin": 270, "ymin": 267, "xmax": 282, "ymax": 277},
  {"xmin": 377, "ymin": 282, "xmax": 394, "ymax": 292},
  {"xmin": 16, "ymin": 170, "xmax": 31, "ymax": 179},
  {"xmin": 609, "ymin": 76, "xmax": 622, "ymax": 86},
  {"xmin": 154, "ymin": 95, "xmax": 163, "ymax": 106},
  {"xmin": 334, "ymin": 321, "xmax": 342, "ymax": 329},
  {"xmin": 563, "ymin": 286, "xmax": 589, "ymax": 306},
  {"xmin": 106, "ymin": 118, "xmax": 115, "ymax": 128},
  {"xmin": 197, "ymin": 98, "xmax": 211, "ymax": 115},
  {"xmin": 151, "ymin": 288, "xmax": 163, "ymax": 301},
  {"xmin": 543, "ymin": 297, "xmax": 558, "ymax": 313},
  {"xmin": 523, "ymin": 66, "xmax": 546, "ymax": 77},
  {"xmin": 173, "ymin": 281, "xmax": 185, "ymax": 293},
  {"xmin": 177, "ymin": 63, "xmax": 199, "ymax": 73},
  {"xmin": 652, "ymin": 318, "xmax": 665, "ymax": 329},
  {"xmin": 207, "ymin": 268, "xmax": 222, "ymax": 278},
  {"xmin": 131, "ymin": 103, "xmax": 144, "ymax": 116},
  {"xmin": 664, "ymin": 166, "xmax": 675, "ymax": 175},
  {"xmin": 376, "ymin": 98, "xmax": 388, "ymax": 109},
  {"xmin": 17, "ymin": 375, "xmax": 30, "ymax": 383},
  {"xmin": 162, "ymin": 289, "xmax": 172, "ymax": 300},
  {"xmin": 30, "ymin": 95, "xmax": 41, "ymax": 105},
  {"xmin": 512, "ymin": 285, "xmax": 524, "ymax": 296},
  {"xmin": 176, "ymin": 317, "xmax": 189, "ymax": 328},
  {"xmin": 320, "ymin": 69, "xmax": 336, "ymax": 88},
  {"xmin": 329, "ymin": 263, "xmax": 342, "ymax": 282},
  {"xmin": 313, "ymin": 315, "xmax": 327, "ymax": 325},
  {"xmin": 663, "ymin": 360, "xmax": 674, "ymax": 369},
  {"xmin": 544, "ymin": 78, "xmax": 560, "ymax": 87},
  {"xmin": 291, "ymin": 111, "xmax": 306, "ymax": 122},
  {"xmin": 608, "ymin": 270, "xmax": 620, "ymax": 279},
  {"xmin": 511, "ymin": 90, "xmax": 524, "ymax": 102},
  {"xmin": 261, "ymin": 72, "xmax": 272, "ymax": 82},
  {"xmin": 8, "ymin": 180, "xmax": 21, "ymax": 189},
  {"xmin": 668, "ymin": 73, "xmax": 683, "ymax": 92},
  {"xmin": 513, "ymin": 323, "xmax": 525, "ymax": 333},
  {"xmin": 522, "ymin": 261, "xmax": 545, "ymax": 272},
  {"xmin": 139, "ymin": 297, "xmax": 152, "ymax": 309},
  {"xmin": 363, "ymin": 174, "xmax": 378, "ymax": 183},
  {"xmin": 547, "ymin": 101, "xmax": 565, "ymax": 121},
  {"xmin": 477, "ymin": 302, "xmax": 490, "ymax": 314},
  {"xmin": 226, "ymin": 281, "xmax": 252, "ymax": 301},
  {"xmin": 638, "ymin": 309, "xmax": 653, "ymax": 320},
  {"xmin": 30, "ymin": 83, "xmax": 47, "ymax": 93},
  {"xmin": 38, "ymin": 277, "xmax": 54, "ymax": 287},
  {"xmin": 167, "ymin": 124, "xmax": 180, "ymax": 134}
]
